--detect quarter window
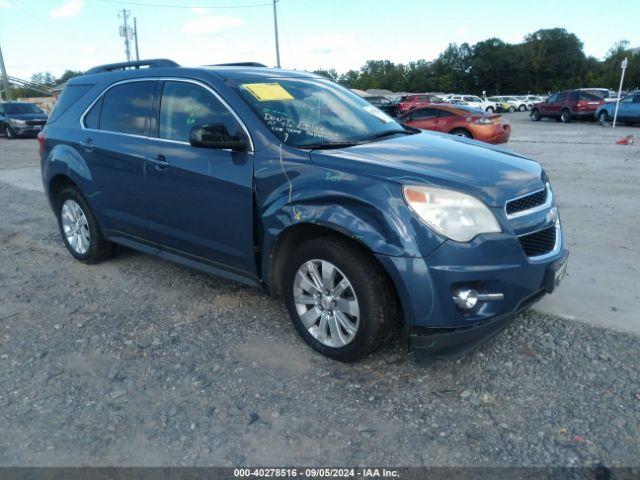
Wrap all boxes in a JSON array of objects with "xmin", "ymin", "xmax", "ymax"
[
  {"xmin": 97, "ymin": 81, "xmax": 155, "ymax": 136},
  {"xmin": 158, "ymin": 81, "xmax": 241, "ymax": 143}
]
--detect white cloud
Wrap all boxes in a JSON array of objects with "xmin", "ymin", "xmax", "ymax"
[
  {"xmin": 80, "ymin": 44, "xmax": 99, "ymax": 54},
  {"xmin": 181, "ymin": 15, "xmax": 244, "ymax": 36},
  {"xmin": 50, "ymin": 0, "xmax": 84, "ymax": 18},
  {"xmin": 191, "ymin": 7, "xmax": 207, "ymax": 15},
  {"xmin": 0, "ymin": 0, "xmax": 12, "ymax": 8}
]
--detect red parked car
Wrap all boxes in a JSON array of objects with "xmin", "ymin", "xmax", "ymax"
[
  {"xmin": 530, "ymin": 90, "xmax": 604, "ymax": 123},
  {"xmin": 396, "ymin": 94, "xmax": 440, "ymax": 115},
  {"xmin": 399, "ymin": 104, "xmax": 511, "ymax": 144}
]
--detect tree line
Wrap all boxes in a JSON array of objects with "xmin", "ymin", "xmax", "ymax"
[
  {"xmin": 314, "ymin": 29, "xmax": 639, "ymax": 95},
  {"xmin": 10, "ymin": 28, "xmax": 639, "ymax": 99}
]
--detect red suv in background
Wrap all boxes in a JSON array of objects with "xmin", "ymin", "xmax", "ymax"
[
  {"xmin": 530, "ymin": 90, "xmax": 604, "ymax": 123},
  {"xmin": 396, "ymin": 94, "xmax": 440, "ymax": 115}
]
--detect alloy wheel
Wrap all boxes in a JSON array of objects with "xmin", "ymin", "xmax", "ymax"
[
  {"xmin": 293, "ymin": 259, "xmax": 360, "ymax": 348},
  {"xmin": 60, "ymin": 199, "xmax": 91, "ymax": 255}
]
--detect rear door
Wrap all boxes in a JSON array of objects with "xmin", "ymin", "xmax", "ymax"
[
  {"xmin": 143, "ymin": 79, "xmax": 256, "ymax": 277},
  {"xmin": 80, "ymin": 79, "xmax": 157, "ymax": 239}
]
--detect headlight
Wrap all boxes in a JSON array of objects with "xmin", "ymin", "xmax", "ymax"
[
  {"xmin": 9, "ymin": 118, "xmax": 27, "ymax": 126},
  {"xmin": 403, "ymin": 185, "xmax": 501, "ymax": 242}
]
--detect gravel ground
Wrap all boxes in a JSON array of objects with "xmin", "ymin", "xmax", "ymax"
[{"xmin": 0, "ymin": 180, "xmax": 639, "ymax": 468}]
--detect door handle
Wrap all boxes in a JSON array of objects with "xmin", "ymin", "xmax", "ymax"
[
  {"xmin": 79, "ymin": 138, "xmax": 95, "ymax": 152},
  {"xmin": 148, "ymin": 154, "xmax": 170, "ymax": 170}
]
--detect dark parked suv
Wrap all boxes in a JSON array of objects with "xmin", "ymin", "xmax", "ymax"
[
  {"xmin": 40, "ymin": 59, "xmax": 569, "ymax": 361},
  {"xmin": 530, "ymin": 90, "xmax": 604, "ymax": 123},
  {"xmin": 0, "ymin": 101, "xmax": 48, "ymax": 138}
]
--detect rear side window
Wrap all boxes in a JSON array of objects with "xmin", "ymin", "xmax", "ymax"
[
  {"xmin": 48, "ymin": 84, "xmax": 93, "ymax": 124},
  {"xmin": 579, "ymin": 92, "xmax": 601, "ymax": 101},
  {"xmin": 556, "ymin": 93, "xmax": 568, "ymax": 102},
  {"xmin": 411, "ymin": 108, "xmax": 439, "ymax": 120},
  {"xmin": 84, "ymin": 97, "xmax": 103, "ymax": 129},
  {"xmin": 158, "ymin": 81, "xmax": 241, "ymax": 143},
  {"xmin": 97, "ymin": 81, "xmax": 155, "ymax": 136}
]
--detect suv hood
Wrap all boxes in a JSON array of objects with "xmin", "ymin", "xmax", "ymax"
[
  {"xmin": 8, "ymin": 113, "xmax": 48, "ymax": 121},
  {"xmin": 310, "ymin": 132, "xmax": 544, "ymax": 207}
]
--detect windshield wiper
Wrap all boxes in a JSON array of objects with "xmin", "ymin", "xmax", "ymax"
[
  {"xmin": 358, "ymin": 129, "xmax": 415, "ymax": 143},
  {"xmin": 300, "ymin": 141, "xmax": 360, "ymax": 150}
]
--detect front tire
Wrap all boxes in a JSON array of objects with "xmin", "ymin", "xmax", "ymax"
[
  {"xmin": 485, "ymin": 106, "xmax": 494, "ymax": 113},
  {"xmin": 508, "ymin": 106, "xmax": 516, "ymax": 113},
  {"xmin": 283, "ymin": 237, "xmax": 397, "ymax": 362},
  {"xmin": 531, "ymin": 109, "xmax": 542, "ymax": 121},
  {"xmin": 56, "ymin": 187, "xmax": 114, "ymax": 263},
  {"xmin": 518, "ymin": 104, "xmax": 527, "ymax": 112},
  {"xmin": 560, "ymin": 109, "xmax": 572, "ymax": 123},
  {"xmin": 5, "ymin": 125, "xmax": 16, "ymax": 139},
  {"xmin": 598, "ymin": 111, "xmax": 609, "ymax": 124}
]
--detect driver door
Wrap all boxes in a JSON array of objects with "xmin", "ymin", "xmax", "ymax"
[{"xmin": 144, "ymin": 79, "xmax": 256, "ymax": 277}]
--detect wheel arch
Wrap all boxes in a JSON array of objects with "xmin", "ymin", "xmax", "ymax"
[{"xmin": 267, "ymin": 222, "xmax": 404, "ymax": 322}]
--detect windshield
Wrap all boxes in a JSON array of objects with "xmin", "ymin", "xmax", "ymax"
[
  {"xmin": 233, "ymin": 78, "xmax": 405, "ymax": 148},
  {"xmin": 4, "ymin": 103, "xmax": 44, "ymax": 115}
]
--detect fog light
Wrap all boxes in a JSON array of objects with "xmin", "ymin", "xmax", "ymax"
[{"xmin": 454, "ymin": 289, "xmax": 478, "ymax": 310}]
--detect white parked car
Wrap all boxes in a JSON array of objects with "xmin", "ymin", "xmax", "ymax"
[{"xmin": 445, "ymin": 94, "xmax": 498, "ymax": 113}]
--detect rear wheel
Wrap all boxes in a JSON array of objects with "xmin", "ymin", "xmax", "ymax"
[
  {"xmin": 560, "ymin": 109, "xmax": 572, "ymax": 123},
  {"xmin": 518, "ymin": 104, "xmax": 527, "ymax": 112},
  {"xmin": 508, "ymin": 106, "xmax": 516, "ymax": 113},
  {"xmin": 485, "ymin": 106, "xmax": 494, "ymax": 113},
  {"xmin": 450, "ymin": 128, "xmax": 473, "ymax": 139},
  {"xmin": 530, "ymin": 109, "xmax": 542, "ymax": 121},
  {"xmin": 56, "ymin": 187, "xmax": 114, "ymax": 263},
  {"xmin": 283, "ymin": 237, "xmax": 397, "ymax": 362}
]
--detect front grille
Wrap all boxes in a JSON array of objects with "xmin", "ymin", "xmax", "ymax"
[
  {"xmin": 518, "ymin": 225, "xmax": 556, "ymax": 257},
  {"xmin": 506, "ymin": 188, "xmax": 547, "ymax": 216},
  {"xmin": 26, "ymin": 120, "xmax": 46, "ymax": 126}
]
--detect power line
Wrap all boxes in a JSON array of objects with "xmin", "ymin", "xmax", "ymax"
[{"xmin": 93, "ymin": 0, "xmax": 271, "ymax": 9}]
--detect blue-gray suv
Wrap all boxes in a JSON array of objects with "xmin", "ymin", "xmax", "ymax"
[{"xmin": 39, "ymin": 59, "xmax": 569, "ymax": 361}]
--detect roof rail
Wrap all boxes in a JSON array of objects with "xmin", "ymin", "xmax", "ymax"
[
  {"xmin": 210, "ymin": 62, "xmax": 267, "ymax": 67},
  {"xmin": 85, "ymin": 59, "xmax": 180, "ymax": 75}
]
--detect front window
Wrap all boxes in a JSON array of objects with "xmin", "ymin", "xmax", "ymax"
[
  {"xmin": 4, "ymin": 103, "xmax": 44, "ymax": 115},
  {"xmin": 233, "ymin": 78, "xmax": 406, "ymax": 148}
]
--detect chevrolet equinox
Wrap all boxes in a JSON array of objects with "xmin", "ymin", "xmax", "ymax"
[{"xmin": 39, "ymin": 59, "xmax": 569, "ymax": 361}]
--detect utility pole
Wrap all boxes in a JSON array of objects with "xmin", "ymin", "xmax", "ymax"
[
  {"xmin": 272, "ymin": 0, "xmax": 281, "ymax": 68},
  {"xmin": 118, "ymin": 9, "xmax": 132, "ymax": 62},
  {"xmin": 612, "ymin": 57, "xmax": 628, "ymax": 128},
  {"xmin": 0, "ymin": 40, "xmax": 11, "ymax": 101},
  {"xmin": 133, "ymin": 17, "xmax": 140, "ymax": 61}
]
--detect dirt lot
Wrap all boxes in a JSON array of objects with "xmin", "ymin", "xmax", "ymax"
[{"xmin": 0, "ymin": 113, "xmax": 639, "ymax": 468}]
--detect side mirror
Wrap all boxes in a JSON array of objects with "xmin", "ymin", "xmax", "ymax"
[{"xmin": 189, "ymin": 123, "xmax": 248, "ymax": 151}]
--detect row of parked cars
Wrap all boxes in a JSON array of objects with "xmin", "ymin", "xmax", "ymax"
[
  {"xmin": 530, "ymin": 88, "xmax": 640, "ymax": 124},
  {"xmin": 364, "ymin": 88, "xmax": 639, "ymax": 144}
]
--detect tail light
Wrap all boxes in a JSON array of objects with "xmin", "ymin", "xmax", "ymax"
[{"xmin": 37, "ymin": 131, "xmax": 46, "ymax": 156}]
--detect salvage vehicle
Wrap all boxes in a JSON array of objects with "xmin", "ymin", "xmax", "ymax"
[
  {"xmin": 365, "ymin": 95, "xmax": 398, "ymax": 117},
  {"xmin": 399, "ymin": 103, "xmax": 511, "ymax": 144},
  {"xmin": 531, "ymin": 90, "xmax": 604, "ymax": 122},
  {"xmin": 0, "ymin": 101, "xmax": 48, "ymax": 138},
  {"xmin": 396, "ymin": 94, "xmax": 440, "ymax": 115},
  {"xmin": 595, "ymin": 91, "xmax": 640, "ymax": 124},
  {"xmin": 39, "ymin": 59, "xmax": 569, "ymax": 361}
]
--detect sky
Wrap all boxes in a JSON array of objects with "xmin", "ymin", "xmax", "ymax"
[{"xmin": 0, "ymin": 0, "xmax": 638, "ymax": 81}]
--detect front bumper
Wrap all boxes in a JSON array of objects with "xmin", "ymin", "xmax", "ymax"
[
  {"xmin": 10, "ymin": 124, "xmax": 44, "ymax": 137},
  {"xmin": 410, "ymin": 249, "xmax": 568, "ymax": 360},
  {"xmin": 376, "ymin": 219, "xmax": 568, "ymax": 359}
]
